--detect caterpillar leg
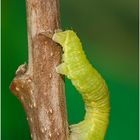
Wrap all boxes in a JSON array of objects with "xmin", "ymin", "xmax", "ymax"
[{"xmin": 56, "ymin": 63, "xmax": 68, "ymax": 75}]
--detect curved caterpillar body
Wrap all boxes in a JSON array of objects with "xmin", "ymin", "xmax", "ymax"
[{"xmin": 52, "ymin": 30, "xmax": 110, "ymax": 140}]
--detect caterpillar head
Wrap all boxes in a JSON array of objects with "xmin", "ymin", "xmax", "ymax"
[{"xmin": 52, "ymin": 30, "xmax": 76, "ymax": 46}]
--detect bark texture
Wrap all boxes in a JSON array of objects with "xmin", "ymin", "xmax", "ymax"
[{"xmin": 10, "ymin": 0, "xmax": 69, "ymax": 140}]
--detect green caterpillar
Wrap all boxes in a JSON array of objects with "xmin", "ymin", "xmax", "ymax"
[{"xmin": 52, "ymin": 30, "xmax": 110, "ymax": 140}]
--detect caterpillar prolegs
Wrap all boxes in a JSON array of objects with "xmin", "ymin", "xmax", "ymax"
[{"xmin": 52, "ymin": 30, "xmax": 110, "ymax": 140}]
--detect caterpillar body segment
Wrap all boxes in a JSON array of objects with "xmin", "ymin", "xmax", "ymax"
[{"xmin": 52, "ymin": 30, "xmax": 110, "ymax": 140}]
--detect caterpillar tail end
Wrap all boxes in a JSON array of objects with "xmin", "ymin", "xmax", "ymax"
[{"xmin": 52, "ymin": 31, "xmax": 66, "ymax": 46}]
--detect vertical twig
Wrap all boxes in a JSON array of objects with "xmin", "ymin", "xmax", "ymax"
[{"xmin": 10, "ymin": 0, "xmax": 69, "ymax": 139}]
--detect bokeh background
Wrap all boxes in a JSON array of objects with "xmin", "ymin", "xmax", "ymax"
[{"xmin": 2, "ymin": 0, "xmax": 139, "ymax": 139}]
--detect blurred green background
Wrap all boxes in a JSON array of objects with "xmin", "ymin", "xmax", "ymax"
[{"xmin": 2, "ymin": 0, "xmax": 138, "ymax": 139}]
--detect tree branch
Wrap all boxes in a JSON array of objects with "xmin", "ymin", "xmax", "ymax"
[{"xmin": 10, "ymin": 0, "xmax": 69, "ymax": 139}]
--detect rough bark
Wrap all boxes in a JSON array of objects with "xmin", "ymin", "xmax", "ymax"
[{"xmin": 10, "ymin": 0, "xmax": 69, "ymax": 139}]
